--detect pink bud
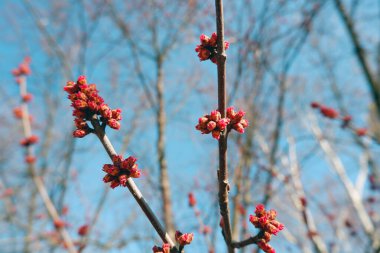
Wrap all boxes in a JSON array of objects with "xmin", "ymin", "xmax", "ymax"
[
  {"xmin": 108, "ymin": 119, "xmax": 121, "ymax": 130},
  {"xmin": 207, "ymin": 121, "xmax": 217, "ymax": 131},
  {"xmin": 210, "ymin": 110, "xmax": 221, "ymax": 121}
]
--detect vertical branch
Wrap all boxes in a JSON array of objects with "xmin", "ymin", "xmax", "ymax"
[
  {"xmin": 18, "ymin": 77, "xmax": 77, "ymax": 253},
  {"xmin": 155, "ymin": 56, "xmax": 175, "ymax": 236},
  {"xmin": 288, "ymin": 137, "xmax": 328, "ymax": 253},
  {"xmin": 215, "ymin": 0, "xmax": 233, "ymax": 252}
]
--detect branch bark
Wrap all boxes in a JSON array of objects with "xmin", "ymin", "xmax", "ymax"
[
  {"xmin": 18, "ymin": 77, "xmax": 77, "ymax": 253},
  {"xmin": 155, "ymin": 57, "xmax": 175, "ymax": 236},
  {"xmin": 215, "ymin": 0, "xmax": 233, "ymax": 252},
  {"xmin": 89, "ymin": 116, "xmax": 177, "ymax": 250},
  {"xmin": 333, "ymin": 0, "xmax": 380, "ymax": 118}
]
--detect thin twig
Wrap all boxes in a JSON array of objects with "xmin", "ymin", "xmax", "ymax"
[
  {"xmin": 89, "ymin": 116, "xmax": 177, "ymax": 250},
  {"xmin": 18, "ymin": 76, "xmax": 77, "ymax": 253}
]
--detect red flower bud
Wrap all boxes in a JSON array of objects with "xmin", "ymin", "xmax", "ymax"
[
  {"xmin": 356, "ymin": 128, "xmax": 367, "ymax": 137},
  {"xmin": 310, "ymin": 102, "xmax": 320, "ymax": 108},
  {"xmin": 175, "ymin": 231, "xmax": 194, "ymax": 246},
  {"xmin": 25, "ymin": 155, "xmax": 36, "ymax": 164},
  {"xmin": 54, "ymin": 219, "xmax": 65, "ymax": 229},
  {"xmin": 188, "ymin": 192, "xmax": 196, "ymax": 207},
  {"xmin": 320, "ymin": 106, "xmax": 339, "ymax": 119},
  {"xmin": 22, "ymin": 93, "xmax": 33, "ymax": 102},
  {"xmin": 77, "ymin": 225, "xmax": 89, "ymax": 236}
]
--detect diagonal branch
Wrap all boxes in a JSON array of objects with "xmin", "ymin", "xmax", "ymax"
[
  {"xmin": 333, "ymin": 0, "xmax": 380, "ymax": 118},
  {"xmin": 89, "ymin": 116, "xmax": 178, "ymax": 250}
]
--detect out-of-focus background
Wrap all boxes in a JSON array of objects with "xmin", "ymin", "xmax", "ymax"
[{"xmin": 1, "ymin": 0, "xmax": 380, "ymax": 252}]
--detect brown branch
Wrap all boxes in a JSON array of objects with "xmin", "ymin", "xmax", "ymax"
[
  {"xmin": 230, "ymin": 231, "xmax": 263, "ymax": 249},
  {"xmin": 155, "ymin": 57, "xmax": 175, "ymax": 236},
  {"xmin": 89, "ymin": 116, "xmax": 177, "ymax": 250},
  {"xmin": 18, "ymin": 77, "xmax": 77, "ymax": 253},
  {"xmin": 333, "ymin": 0, "xmax": 380, "ymax": 118},
  {"xmin": 215, "ymin": 0, "xmax": 233, "ymax": 252}
]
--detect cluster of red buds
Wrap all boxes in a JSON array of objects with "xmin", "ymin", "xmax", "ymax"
[
  {"xmin": 249, "ymin": 204, "xmax": 284, "ymax": 253},
  {"xmin": 102, "ymin": 155, "xmax": 141, "ymax": 189},
  {"xmin": 64, "ymin": 76, "xmax": 122, "ymax": 138},
  {"xmin": 152, "ymin": 243, "xmax": 171, "ymax": 253},
  {"xmin": 12, "ymin": 57, "xmax": 31, "ymax": 78},
  {"xmin": 20, "ymin": 135, "xmax": 39, "ymax": 146},
  {"xmin": 195, "ymin": 32, "xmax": 229, "ymax": 64},
  {"xmin": 195, "ymin": 107, "xmax": 248, "ymax": 139},
  {"xmin": 175, "ymin": 230, "xmax": 194, "ymax": 247},
  {"xmin": 152, "ymin": 231, "xmax": 193, "ymax": 253},
  {"xmin": 311, "ymin": 102, "xmax": 368, "ymax": 137}
]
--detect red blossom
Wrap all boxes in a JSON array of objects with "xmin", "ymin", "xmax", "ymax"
[
  {"xmin": 202, "ymin": 225, "xmax": 212, "ymax": 235},
  {"xmin": 22, "ymin": 93, "xmax": 33, "ymax": 102},
  {"xmin": 20, "ymin": 135, "xmax": 39, "ymax": 146},
  {"xmin": 196, "ymin": 110, "xmax": 229, "ymax": 140},
  {"xmin": 77, "ymin": 225, "xmax": 89, "ymax": 236},
  {"xmin": 102, "ymin": 155, "xmax": 141, "ymax": 189},
  {"xmin": 25, "ymin": 155, "xmax": 36, "ymax": 164},
  {"xmin": 12, "ymin": 57, "xmax": 31, "ymax": 77},
  {"xmin": 356, "ymin": 128, "xmax": 367, "ymax": 137},
  {"xmin": 152, "ymin": 243, "xmax": 171, "ymax": 253},
  {"xmin": 320, "ymin": 106, "xmax": 339, "ymax": 119},
  {"xmin": 175, "ymin": 230, "xmax": 194, "ymax": 246},
  {"xmin": 54, "ymin": 219, "xmax": 66, "ymax": 229},
  {"xmin": 188, "ymin": 192, "xmax": 196, "ymax": 207},
  {"xmin": 249, "ymin": 204, "xmax": 284, "ymax": 252},
  {"xmin": 310, "ymin": 101, "xmax": 320, "ymax": 108},
  {"xmin": 226, "ymin": 107, "xmax": 249, "ymax": 133},
  {"xmin": 195, "ymin": 32, "xmax": 229, "ymax": 64},
  {"xmin": 196, "ymin": 107, "xmax": 249, "ymax": 139},
  {"xmin": 64, "ymin": 76, "xmax": 122, "ymax": 138},
  {"xmin": 13, "ymin": 107, "xmax": 23, "ymax": 119}
]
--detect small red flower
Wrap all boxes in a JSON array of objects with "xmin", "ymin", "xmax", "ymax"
[
  {"xmin": 195, "ymin": 32, "xmax": 229, "ymax": 64},
  {"xmin": 152, "ymin": 243, "xmax": 171, "ymax": 253},
  {"xmin": 12, "ymin": 57, "xmax": 31, "ymax": 77},
  {"xmin": 320, "ymin": 106, "xmax": 339, "ymax": 119},
  {"xmin": 310, "ymin": 102, "xmax": 320, "ymax": 108},
  {"xmin": 175, "ymin": 230, "xmax": 194, "ymax": 246},
  {"xmin": 226, "ymin": 107, "xmax": 249, "ymax": 133},
  {"xmin": 103, "ymin": 155, "xmax": 141, "ymax": 189},
  {"xmin": 25, "ymin": 155, "xmax": 36, "ymax": 164},
  {"xmin": 13, "ymin": 107, "xmax": 23, "ymax": 119},
  {"xmin": 249, "ymin": 204, "xmax": 284, "ymax": 252},
  {"xmin": 356, "ymin": 128, "xmax": 367, "ymax": 137},
  {"xmin": 54, "ymin": 219, "xmax": 66, "ymax": 229},
  {"xmin": 64, "ymin": 76, "xmax": 122, "ymax": 138},
  {"xmin": 22, "ymin": 93, "xmax": 33, "ymax": 102},
  {"xmin": 202, "ymin": 225, "xmax": 212, "ymax": 235},
  {"xmin": 20, "ymin": 135, "xmax": 39, "ymax": 146},
  {"xmin": 196, "ymin": 110, "xmax": 229, "ymax": 140},
  {"xmin": 188, "ymin": 192, "xmax": 196, "ymax": 207},
  {"xmin": 77, "ymin": 225, "xmax": 89, "ymax": 236}
]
